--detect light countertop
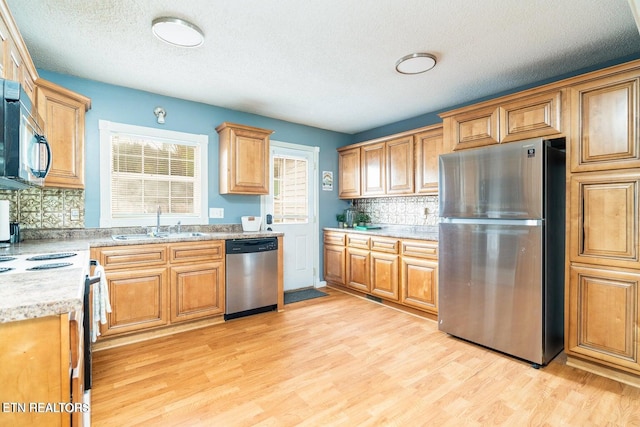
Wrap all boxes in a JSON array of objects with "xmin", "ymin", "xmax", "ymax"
[{"xmin": 323, "ymin": 225, "xmax": 438, "ymax": 241}]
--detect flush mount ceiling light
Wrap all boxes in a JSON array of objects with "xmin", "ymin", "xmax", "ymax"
[
  {"xmin": 152, "ymin": 17, "xmax": 204, "ymax": 48},
  {"xmin": 395, "ymin": 53, "xmax": 437, "ymax": 75}
]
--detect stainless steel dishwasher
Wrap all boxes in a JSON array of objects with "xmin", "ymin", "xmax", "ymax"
[{"xmin": 225, "ymin": 237, "xmax": 278, "ymax": 320}]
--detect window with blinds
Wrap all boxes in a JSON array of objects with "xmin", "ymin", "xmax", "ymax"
[
  {"xmin": 99, "ymin": 120, "xmax": 208, "ymax": 227},
  {"xmin": 273, "ymin": 156, "xmax": 308, "ymax": 223},
  {"xmin": 111, "ymin": 136, "xmax": 199, "ymax": 217}
]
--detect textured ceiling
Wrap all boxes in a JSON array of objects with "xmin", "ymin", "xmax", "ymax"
[{"xmin": 8, "ymin": 0, "xmax": 640, "ymax": 134}]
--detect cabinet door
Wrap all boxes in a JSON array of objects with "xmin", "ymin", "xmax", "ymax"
[
  {"xmin": 499, "ymin": 90, "xmax": 562, "ymax": 143},
  {"xmin": 570, "ymin": 170, "xmax": 640, "ymax": 269},
  {"xmin": 567, "ymin": 265, "xmax": 640, "ymax": 374},
  {"xmin": 400, "ymin": 257, "xmax": 438, "ymax": 314},
  {"xmin": 338, "ymin": 148, "xmax": 361, "ymax": 198},
  {"xmin": 569, "ymin": 72, "xmax": 640, "ymax": 172},
  {"xmin": 101, "ymin": 267, "xmax": 169, "ymax": 336},
  {"xmin": 36, "ymin": 79, "xmax": 91, "ymax": 189},
  {"xmin": 346, "ymin": 247, "xmax": 369, "ymax": 292},
  {"xmin": 217, "ymin": 122, "xmax": 272, "ymax": 195},
  {"xmin": 445, "ymin": 105, "xmax": 499, "ymax": 151},
  {"xmin": 414, "ymin": 126, "xmax": 444, "ymax": 194},
  {"xmin": 170, "ymin": 262, "xmax": 225, "ymax": 322},
  {"xmin": 386, "ymin": 136, "xmax": 414, "ymax": 195},
  {"xmin": 361, "ymin": 142, "xmax": 385, "ymax": 196},
  {"xmin": 370, "ymin": 252, "xmax": 399, "ymax": 301},
  {"xmin": 324, "ymin": 244, "xmax": 346, "ymax": 285}
]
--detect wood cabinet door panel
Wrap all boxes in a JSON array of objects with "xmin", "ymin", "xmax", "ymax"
[
  {"xmin": 170, "ymin": 241, "xmax": 224, "ymax": 263},
  {"xmin": 500, "ymin": 90, "xmax": 562, "ymax": 143},
  {"xmin": 170, "ymin": 262, "xmax": 224, "ymax": 322},
  {"xmin": 347, "ymin": 247, "xmax": 369, "ymax": 292},
  {"xmin": 370, "ymin": 237, "xmax": 399, "ymax": 254},
  {"xmin": 338, "ymin": 148, "xmax": 361, "ymax": 198},
  {"xmin": 570, "ymin": 170, "xmax": 639, "ymax": 268},
  {"xmin": 36, "ymin": 79, "xmax": 90, "ymax": 189},
  {"xmin": 370, "ymin": 252, "xmax": 399, "ymax": 300},
  {"xmin": 570, "ymin": 74, "xmax": 639, "ymax": 172},
  {"xmin": 361, "ymin": 142, "xmax": 386, "ymax": 196},
  {"xmin": 386, "ymin": 136, "xmax": 414, "ymax": 194},
  {"xmin": 447, "ymin": 106, "xmax": 500, "ymax": 151},
  {"xmin": 400, "ymin": 257, "xmax": 437, "ymax": 314},
  {"xmin": 414, "ymin": 126, "xmax": 444, "ymax": 194},
  {"xmin": 567, "ymin": 265, "xmax": 640, "ymax": 373},
  {"xmin": 324, "ymin": 244, "xmax": 346, "ymax": 285},
  {"xmin": 102, "ymin": 267, "xmax": 168, "ymax": 336}
]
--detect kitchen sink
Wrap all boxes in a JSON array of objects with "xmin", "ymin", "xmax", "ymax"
[{"xmin": 111, "ymin": 232, "xmax": 205, "ymax": 241}]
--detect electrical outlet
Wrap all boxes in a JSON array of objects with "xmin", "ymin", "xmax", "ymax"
[
  {"xmin": 70, "ymin": 208, "xmax": 80, "ymax": 221},
  {"xmin": 209, "ymin": 208, "xmax": 224, "ymax": 218}
]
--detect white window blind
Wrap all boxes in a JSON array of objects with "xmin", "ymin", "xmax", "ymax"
[
  {"xmin": 111, "ymin": 135, "xmax": 200, "ymax": 217},
  {"xmin": 99, "ymin": 120, "xmax": 208, "ymax": 227},
  {"xmin": 273, "ymin": 156, "xmax": 308, "ymax": 224}
]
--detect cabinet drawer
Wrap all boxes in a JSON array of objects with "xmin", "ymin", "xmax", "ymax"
[
  {"xmin": 97, "ymin": 244, "xmax": 167, "ymax": 269},
  {"xmin": 401, "ymin": 240, "xmax": 438, "ymax": 259},
  {"xmin": 170, "ymin": 241, "xmax": 224, "ymax": 263},
  {"xmin": 347, "ymin": 234, "xmax": 370, "ymax": 249},
  {"xmin": 324, "ymin": 231, "xmax": 346, "ymax": 246},
  {"xmin": 370, "ymin": 237, "xmax": 399, "ymax": 254}
]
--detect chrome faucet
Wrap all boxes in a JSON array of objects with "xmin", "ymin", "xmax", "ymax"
[{"xmin": 156, "ymin": 206, "xmax": 161, "ymax": 235}]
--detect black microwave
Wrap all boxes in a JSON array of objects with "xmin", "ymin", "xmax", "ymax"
[{"xmin": 0, "ymin": 78, "xmax": 51, "ymax": 190}]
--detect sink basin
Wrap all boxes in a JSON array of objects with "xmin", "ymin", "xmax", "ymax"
[
  {"xmin": 112, "ymin": 234, "xmax": 167, "ymax": 241},
  {"xmin": 111, "ymin": 232, "xmax": 205, "ymax": 241}
]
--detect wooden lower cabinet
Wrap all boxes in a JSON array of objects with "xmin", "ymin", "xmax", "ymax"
[
  {"xmin": 324, "ymin": 230, "xmax": 437, "ymax": 315},
  {"xmin": 347, "ymin": 247, "xmax": 370, "ymax": 292},
  {"xmin": 370, "ymin": 252, "xmax": 399, "ymax": 300},
  {"xmin": 400, "ymin": 257, "xmax": 438, "ymax": 314},
  {"xmin": 101, "ymin": 267, "xmax": 169, "ymax": 336},
  {"xmin": 92, "ymin": 240, "xmax": 225, "ymax": 339},
  {"xmin": 170, "ymin": 262, "xmax": 225, "ymax": 322},
  {"xmin": 567, "ymin": 264, "xmax": 640, "ymax": 375},
  {"xmin": 0, "ymin": 312, "xmax": 83, "ymax": 426}
]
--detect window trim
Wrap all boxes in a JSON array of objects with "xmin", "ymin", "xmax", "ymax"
[{"xmin": 99, "ymin": 120, "xmax": 209, "ymax": 228}]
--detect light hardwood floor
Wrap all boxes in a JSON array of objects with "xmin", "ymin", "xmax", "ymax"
[{"xmin": 91, "ymin": 288, "xmax": 640, "ymax": 426}]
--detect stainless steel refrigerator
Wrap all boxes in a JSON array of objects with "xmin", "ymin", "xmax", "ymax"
[{"xmin": 438, "ymin": 138, "xmax": 565, "ymax": 367}]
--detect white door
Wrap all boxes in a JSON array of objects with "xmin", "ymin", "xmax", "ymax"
[{"xmin": 261, "ymin": 141, "xmax": 319, "ymax": 291}]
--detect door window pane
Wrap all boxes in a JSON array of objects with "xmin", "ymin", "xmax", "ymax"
[{"xmin": 273, "ymin": 156, "xmax": 308, "ymax": 223}]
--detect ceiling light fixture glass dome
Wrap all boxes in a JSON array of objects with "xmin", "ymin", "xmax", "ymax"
[
  {"xmin": 395, "ymin": 53, "xmax": 437, "ymax": 74},
  {"xmin": 152, "ymin": 17, "xmax": 204, "ymax": 48}
]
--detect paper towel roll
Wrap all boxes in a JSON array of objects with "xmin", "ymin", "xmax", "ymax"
[{"xmin": 0, "ymin": 201, "xmax": 9, "ymax": 241}]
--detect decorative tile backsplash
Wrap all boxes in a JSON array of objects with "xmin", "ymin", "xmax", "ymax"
[
  {"xmin": 0, "ymin": 188, "xmax": 85, "ymax": 229},
  {"xmin": 353, "ymin": 195, "xmax": 439, "ymax": 226}
]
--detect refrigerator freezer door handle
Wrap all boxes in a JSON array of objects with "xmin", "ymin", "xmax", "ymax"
[{"xmin": 440, "ymin": 218, "xmax": 544, "ymax": 226}]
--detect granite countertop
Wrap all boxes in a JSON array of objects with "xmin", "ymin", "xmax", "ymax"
[
  {"xmin": 0, "ymin": 225, "xmax": 284, "ymax": 324},
  {"xmin": 323, "ymin": 225, "xmax": 439, "ymax": 241}
]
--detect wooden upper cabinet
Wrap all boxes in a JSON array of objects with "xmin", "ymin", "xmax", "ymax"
[
  {"xmin": 217, "ymin": 122, "xmax": 273, "ymax": 195},
  {"xmin": 569, "ymin": 71, "xmax": 639, "ymax": 172},
  {"xmin": 338, "ymin": 147, "xmax": 361, "ymax": 198},
  {"xmin": 499, "ymin": 90, "xmax": 563, "ymax": 143},
  {"xmin": 36, "ymin": 78, "xmax": 91, "ymax": 189},
  {"xmin": 570, "ymin": 169, "xmax": 640, "ymax": 269},
  {"xmin": 443, "ymin": 105, "xmax": 499, "ymax": 151},
  {"xmin": 386, "ymin": 135, "xmax": 414, "ymax": 195},
  {"xmin": 414, "ymin": 124, "xmax": 444, "ymax": 195},
  {"xmin": 361, "ymin": 142, "xmax": 386, "ymax": 196}
]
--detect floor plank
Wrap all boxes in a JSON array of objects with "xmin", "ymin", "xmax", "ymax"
[{"xmin": 91, "ymin": 288, "xmax": 640, "ymax": 426}]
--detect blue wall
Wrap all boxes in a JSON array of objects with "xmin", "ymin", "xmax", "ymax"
[{"xmin": 38, "ymin": 70, "xmax": 352, "ymax": 232}]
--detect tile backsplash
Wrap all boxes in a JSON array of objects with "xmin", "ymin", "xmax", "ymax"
[
  {"xmin": 0, "ymin": 188, "xmax": 85, "ymax": 229},
  {"xmin": 353, "ymin": 195, "xmax": 439, "ymax": 226}
]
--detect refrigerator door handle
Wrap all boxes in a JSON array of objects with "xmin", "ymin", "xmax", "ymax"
[{"xmin": 440, "ymin": 218, "xmax": 544, "ymax": 226}]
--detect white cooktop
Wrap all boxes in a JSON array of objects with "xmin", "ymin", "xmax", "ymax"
[{"xmin": 0, "ymin": 252, "xmax": 87, "ymax": 274}]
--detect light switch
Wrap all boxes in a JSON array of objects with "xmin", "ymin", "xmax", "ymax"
[{"xmin": 209, "ymin": 208, "xmax": 224, "ymax": 218}]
